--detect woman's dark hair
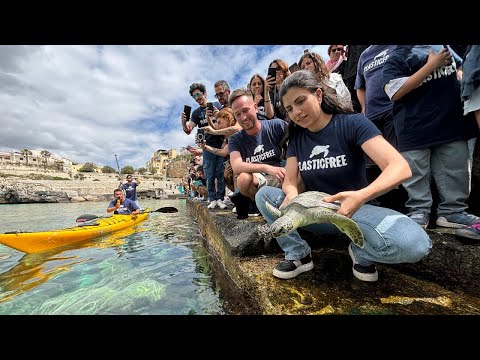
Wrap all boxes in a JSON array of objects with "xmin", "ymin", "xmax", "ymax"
[
  {"xmin": 277, "ymin": 70, "xmax": 354, "ymax": 156},
  {"xmin": 248, "ymin": 73, "xmax": 265, "ymax": 91}
]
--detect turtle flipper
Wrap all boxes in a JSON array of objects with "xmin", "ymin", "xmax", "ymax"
[
  {"xmin": 265, "ymin": 201, "xmax": 282, "ymax": 220},
  {"xmin": 310, "ymin": 209, "xmax": 364, "ymax": 248},
  {"xmin": 330, "ymin": 219, "xmax": 364, "ymax": 248}
]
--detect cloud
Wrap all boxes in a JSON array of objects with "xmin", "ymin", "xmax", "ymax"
[{"xmin": 0, "ymin": 45, "xmax": 328, "ymax": 169}]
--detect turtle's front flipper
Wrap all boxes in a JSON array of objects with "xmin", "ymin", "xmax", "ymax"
[
  {"xmin": 265, "ymin": 201, "xmax": 282, "ymax": 220},
  {"xmin": 330, "ymin": 220, "xmax": 364, "ymax": 248},
  {"xmin": 311, "ymin": 209, "xmax": 365, "ymax": 248}
]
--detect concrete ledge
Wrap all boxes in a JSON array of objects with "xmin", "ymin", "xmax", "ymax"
[{"xmin": 188, "ymin": 199, "xmax": 480, "ymax": 315}]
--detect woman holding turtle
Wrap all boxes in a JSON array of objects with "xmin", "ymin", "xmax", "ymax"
[{"xmin": 255, "ymin": 70, "xmax": 431, "ymax": 282}]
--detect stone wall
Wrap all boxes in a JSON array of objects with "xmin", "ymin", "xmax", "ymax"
[{"xmin": 0, "ymin": 178, "xmax": 182, "ymax": 204}]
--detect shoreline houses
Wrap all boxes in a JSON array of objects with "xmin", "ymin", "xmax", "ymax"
[{"xmin": 0, "ymin": 149, "xmax": 73, "ymax": 173}]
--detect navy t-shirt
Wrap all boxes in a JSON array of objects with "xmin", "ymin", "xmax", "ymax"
[
  {"xmin": 121, "ymin": 181, "xmax": 138, "ymax": 201},
  {"xmin": 191, "ymin": 100, "xmax": 224, "ymax": 148},
  {"xmin": 382, "ymin": 45, "xmax": 475, "ymax": 152},
  {"xmin": 287, "ymin": 113, "xmax": 381, "ymax": 194},
  {"xmin": 108, "ymin": 198, "xmax": 140, "ymax": 214},
  {"xmin": 228, "ymin": 118, "xmax": 286, "ymax": 166},
  {"xmin": 355, "ymin": 45, "xmax": 396, "ymax": 120}
]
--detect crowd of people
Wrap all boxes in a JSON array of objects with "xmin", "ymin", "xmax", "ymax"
[{"xmin": 110, "ymin": 45, "xmax": 480, "ymax": 283}]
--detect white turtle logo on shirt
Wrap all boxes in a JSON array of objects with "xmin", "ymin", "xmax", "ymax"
[
  {"xmin": 309, "ymin": 145, "xmax": 330, "ymax": 158},
  {"xmin": 253, "ymin": 144, "xmax": 265, "ymax": 155}
]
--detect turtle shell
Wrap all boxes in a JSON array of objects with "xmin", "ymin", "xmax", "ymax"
[{"xmin": 284, "ymin": 191, "xmax": 340, "ymax": 211}]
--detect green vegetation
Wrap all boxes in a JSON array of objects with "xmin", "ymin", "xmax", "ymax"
[
  {"xmin": 137, "ymin": 167, "xmax": 147, "ymax": 174},
  {"xmin": 78, "ymin": 162, "xmax": 97, "ymax": 172},
  {"xmin": 121, "ymin": 165, "xmax": 135, "ymax": 174},
  {"xmin": 102, "ymin": 165, "xmax": 116, "ymax": 173},
  {"xmin": 40, "ymin": 150, "xmax": 52, "ymax": 170}
]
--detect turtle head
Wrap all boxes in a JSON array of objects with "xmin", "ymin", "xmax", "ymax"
[{"xmin": 270, "ymin": 219, "xmax": 293, "ymax": 238}]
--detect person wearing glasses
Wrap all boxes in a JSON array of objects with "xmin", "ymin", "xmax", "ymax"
[
  {"xmin": 181, "ymin": 82, "xmax": 227, "ymax": 210},
  {"xmin": 120, "ymin": 174, "xmax": 141, "ymax": 207},
  {"xmin": 326, "ymin": 45, "xmax": 347, "ymax": 73}
]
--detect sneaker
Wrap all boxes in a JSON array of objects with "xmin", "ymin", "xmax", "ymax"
[
  {"xmin": 232, "ymin": 207, "xmax": 237, "ymax": 213},
  {"xmin": 207, "ymin": 200, "xmax": 217, "ymax": 209},
  {"xmin": 272, "ymin": 253, "xmax": 314, "ymax": 279},
  {"xmin": 225, "ymin": 188, "xmax": 234, "ymax": 197},
  {"xmin": 436, "ymin": 212, "xmax": 480, "ymax": 229},
  {"xmin": 455, "ymin": 223, "xmax": 480, "ymax": 241},
  {"xmin": 223, "ymin": 197, "xmax": 234, "ymax": 206},
  {"xmin": 216, "ymin": 199, "xmax": 227, "ymax": 209},
  {"xmin": 348, "ymin": 244, "xmax": 378, "ymax": 282},
  {"xmin": 407, "ymin": 211, "xmax": 429, "ymax": 229}
]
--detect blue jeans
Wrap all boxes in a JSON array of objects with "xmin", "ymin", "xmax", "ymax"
[
  {"xmin": 255, "ymin": 186, "xmax": 432, "ymax": 266},
  {"xmin": 401, "ymin": 140, "xmax": 470, "ymax": 217},
  {"xmin": 202, "ymin": 150, "xmax": 226, "ymax": 201}
]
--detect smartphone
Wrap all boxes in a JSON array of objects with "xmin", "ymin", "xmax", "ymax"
[
  {"xmin": 184, "ymin": 105, "xmax": 192, "ymax": 120},
  {"xmin": 207, "ymin": 102, "xmax": 214, "ymax": 112},
  {"xmin": 289, "ymin": 62, "xmax": 300, "ymax": 73},
  {"xmin": 268, "ymin": 67, "xmax": 277, "ymax": 81},
  {"xmin": 196, "ymin": 128, "xmax": 205, "ymax": 143}
]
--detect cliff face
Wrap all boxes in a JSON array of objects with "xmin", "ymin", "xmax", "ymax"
[{"xmin": 167, "ymin": 159, "xmax": 190, "ymax": 179}]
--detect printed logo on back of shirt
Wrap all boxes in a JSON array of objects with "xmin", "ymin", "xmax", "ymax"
[{"xmin": 364, "ymin": 49, "xmax": 390, "ymax": 72}]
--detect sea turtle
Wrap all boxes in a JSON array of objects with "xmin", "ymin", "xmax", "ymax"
[{"xmin": 265, "ymin": 191, "xmax": 364, "ymax": 248}]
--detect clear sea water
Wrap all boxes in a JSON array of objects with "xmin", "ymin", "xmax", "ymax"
[{"xmin": 0, "ymin": 199, "xmax": 225, "ymax": 315}]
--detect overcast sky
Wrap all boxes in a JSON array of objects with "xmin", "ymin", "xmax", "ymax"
[{"xmin": 0, "ymin": 45, "xmax": 329, "ymax": 170}]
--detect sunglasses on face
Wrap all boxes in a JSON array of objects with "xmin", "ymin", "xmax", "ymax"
[
  {"xmin": 192, "ymin": 93, "xmax": 203, "ymax": 99},
  {"xmin": 331, "ymin": 48, "xmax": 344, "ymax": 53},
  {"xmin": 214, "ymin": 91, "xmax": 226, "ymax": 99}
]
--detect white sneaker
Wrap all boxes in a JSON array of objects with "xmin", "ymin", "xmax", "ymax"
[
  {"xmin": 216, "ymin": 199, "xmax": 227, "ymax": 209},
  {"xmin": 207, "ymin": 200, "xmax": 217, "ymax": 209},
  {"xmin": 232, "ymin": 207, "xmax": 237, "ymax": 213},
  {"xmin": 225, "ymin": 188, "xmax": 234, "ymax": 197}
]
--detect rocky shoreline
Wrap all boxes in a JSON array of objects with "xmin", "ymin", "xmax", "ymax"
[{"xmin": 0, "ymin": 178, "xmax": 182, "ymax": 204}]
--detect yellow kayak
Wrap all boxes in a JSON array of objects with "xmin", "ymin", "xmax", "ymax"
[{"xmin": 0, "ymin": 209, "xmax": 150, "ymax": 254}]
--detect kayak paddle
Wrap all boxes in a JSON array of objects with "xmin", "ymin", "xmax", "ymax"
[
  {"xmin": 76, "ymin": 206, "xmax": 178, "ymax": 222},
  {"xmin": 76, "ymin": 214, "xmax": 100, "ymax": 222},
  {"xmin": 142, "ymin": 206, "xmax": 178, "ymax": 214}
]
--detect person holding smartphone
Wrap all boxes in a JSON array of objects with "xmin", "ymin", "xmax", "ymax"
[
  {"xmin": 267, "ymin": 59, "xmax": 291, "ymax": 121},
  {"xmin": 248, "ymin": 74, "xmax": 274, "ymax": 120},
  {"xmin": 182, "ymin": 82, "xmax": 226, "ymax": 210}
]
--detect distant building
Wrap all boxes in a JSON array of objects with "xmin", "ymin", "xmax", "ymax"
[
  {"xmin": 147, "ymin": 149, "xmax": 177, "ymax": 176},
  {"xmin": 0, "ymin": 149, "xmax": 72, "ymax": 173}
]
